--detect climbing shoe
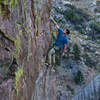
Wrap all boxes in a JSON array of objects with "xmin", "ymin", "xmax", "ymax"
[
  {"xmin": 45, "ymin": 63, "xmax": 49, "ymax": 69},
  {"xmin": 45, "ymin": 63, "xmax": 52, "ymax": 69},
  {"xmin": 51, "ymin": 66, "xmax": 55, "ymax": 72}
]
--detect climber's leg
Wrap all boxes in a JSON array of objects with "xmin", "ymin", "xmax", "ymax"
[
  {"xmin": 51, "ymin": 53, "xmax": 56, "ymax": 72},
  {"xmin": 53, "ymin": 54, "xmax": 55, "ymax": 65},
  {"xmin": 48, "ymin": 48, "xmax": 55, "ymax": 65}
]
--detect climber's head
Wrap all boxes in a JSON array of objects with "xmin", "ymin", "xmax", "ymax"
[{"xmin": 63, "ymin": 29, "xmax": 70, "ymax": 35}]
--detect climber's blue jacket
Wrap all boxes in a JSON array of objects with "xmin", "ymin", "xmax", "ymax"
[{"xmin": 55, "ymin": 28, "xmax": 68, "ymax": 50}]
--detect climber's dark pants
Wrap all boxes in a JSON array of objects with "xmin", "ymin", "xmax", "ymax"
[{"xmin": 48, "ymin": 45, "xmax": 59, "ymax": 65}]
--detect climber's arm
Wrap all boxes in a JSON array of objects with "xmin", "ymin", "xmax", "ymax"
[
  {"xmin": 62, "ymin": 44, "xmax": 67, "ymax": 57},
  {"xmin": 49, "ymin": 17, "xmax": 59, "ymax": 29},
  {"xmin": 51, "ymin": 19, "xmax": 59, "ymax": 29}
]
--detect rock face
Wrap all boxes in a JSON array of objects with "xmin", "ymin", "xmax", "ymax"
[
  {"xmin": 72, "ymin": 73, "xmax": 100, "ymax": 100},
  {"xmin": 33, "ymin": 66, "xmax": 56, "ymax": 100},
  {"xmin": 0, "ymin": 0, "xmax": 54, "ymax": 100}
]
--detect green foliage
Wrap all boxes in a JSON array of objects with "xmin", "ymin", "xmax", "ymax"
[
  {"xmin": 65, "ymin": 9, "xmax": 83, "ymax": 24},
  {"xmin": 74, "ymin": 70, "xmax": 84, "ymax": 84},
  {"xmin": 74, "ymin": 25, "xmax": 81, "ymax": 31},
  {"xmin": 89, "ymin": 21, "xmax": 100, "ymax": 39},
  {"xmin": 54, "ymin": 6, "xmax": 64, "ymax": 14},
  {"xmin": 14, "ymin": 67, "xmax": 23, "ymax": 95},
  {"xmin": 74, "ymin": 25, "xmax": 84, "ymax": 34},
  {"xmin": 73, "ymin": 43, "xmax": 81, "ymax": 61},
  {"xmin": 52, "ymin": 32, "xmax": 56, "ymax": 41},
  {"xmin": 64, "ymin": 6, "xmax": 89, "ymax": 25},
  {"xmin": 90, "ymin": 21, "xmax": 100, "ymax": 32},
  {"xmin": 82, "ymin": 53, "xmax": 94, "ymax": 68},
  {"xmin": 67, "ymin": 46, "xmax": 71, "ymax": 53},
  {"xmin": 55, "ymin": 54, "xmax": 61, "ymax": 66}
]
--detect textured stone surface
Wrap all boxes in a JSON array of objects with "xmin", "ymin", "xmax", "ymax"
[
  {"xmin": 33, "ymin": 66, "xmax": 56, "ymax": 100},
  {"xmin": 0, "ymin": 79, "xmax": 13, "ymax": 100},
  {"xmin": 0, "ymin": 0, "xmax": 54, "ymax": 100},
  {"xmin": 0, "ymin": 47, "xmax": 11, "ymax": 66},
  {"xmin": 72, "ymin": 73, "xmax": 100, "ymax": 100}
]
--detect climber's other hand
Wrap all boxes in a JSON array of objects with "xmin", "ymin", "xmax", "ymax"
[
  {"xmin": 62, "ymin": 52, "xmax": 65, "ymax": 57},
  {"xmin": 49, "ymin": 16, "xmax": 53, "ymax": 21}
]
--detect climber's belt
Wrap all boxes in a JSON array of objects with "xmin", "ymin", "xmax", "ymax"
[{"xmin": 53, "ymin": 45, "xmax": 60, "ymax": 51}]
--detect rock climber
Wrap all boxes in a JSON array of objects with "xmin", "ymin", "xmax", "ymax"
[{"xmin": 48, "ymin": 17, "xmax": 70, "ymax": 69}]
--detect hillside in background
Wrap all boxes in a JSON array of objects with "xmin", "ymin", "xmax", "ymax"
[{"xmin": 51, "ymin": 0, "xmax": 100, "ymax": 99}]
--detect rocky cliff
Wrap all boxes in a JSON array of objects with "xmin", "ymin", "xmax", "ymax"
[{"xmin": 0, "ymin": 0, "xmax": 55, "ymax": 100}]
